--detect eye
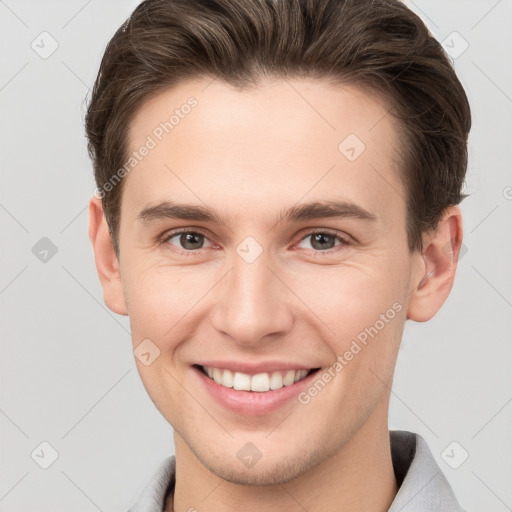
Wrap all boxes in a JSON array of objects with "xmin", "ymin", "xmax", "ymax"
[
  {"xmin": 296, "ymin": 230, "xmax": 348, "ymax": 252},
  {"xmin": 161, "ymin": 229, "xmax": 214, "ymax": 254},
  {"xmin": 159, "ymin": 228, "xmax": 349, "ymax": 257}
]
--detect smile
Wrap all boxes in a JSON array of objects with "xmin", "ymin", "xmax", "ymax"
[{"xmin": 197, "ymin": 365, "xmax": 320, "ymax": 392}]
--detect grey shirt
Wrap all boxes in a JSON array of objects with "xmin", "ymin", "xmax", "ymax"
[{"xmin": 127, "ymin": 430, "xmax": 467, "ymax": 512}]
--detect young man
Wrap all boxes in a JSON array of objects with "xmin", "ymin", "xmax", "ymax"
[{"xmin": 86, "ymin": 0, "xmax": 471, "ymax": 510}]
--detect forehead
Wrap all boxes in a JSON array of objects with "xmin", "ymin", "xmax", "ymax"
[{"xmin": 123, "ymin": 77, "xmax": 405, "ymax": 226}]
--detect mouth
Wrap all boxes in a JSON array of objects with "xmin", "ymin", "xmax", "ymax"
[{"xmin": 193, "ymin": 364, "xmax": 321, "ymax": 392}]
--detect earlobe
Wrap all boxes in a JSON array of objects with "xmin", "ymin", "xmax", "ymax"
[
  {"xmin": 406, "ymin": 206, "xmax": 463, "ymax": 322},
  {"xmin": 88, "ymin": 196, "xmax": 128, "ymax": 315}
]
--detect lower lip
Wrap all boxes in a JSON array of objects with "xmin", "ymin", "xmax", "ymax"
[{"xmin": 193, "ymin": 366, "xmax": 320, "ymax": 416}]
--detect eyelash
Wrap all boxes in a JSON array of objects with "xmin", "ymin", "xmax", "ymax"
[{"xmin": 159, "ymin": 228, "xmax": 350, "ymax": 257}]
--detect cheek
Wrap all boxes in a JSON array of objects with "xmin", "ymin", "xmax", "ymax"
[
  {"xmin": 123, "ymin": 265, "xmax": 197, "ymax": 340},
  {"xmin": 289, "ymin": 261, "xmax": 408, "ymax": 406},
  {"xmin": 292, "ymin": 261, "xmax": 407, "ymax": 342},
  {"xmin": 123, "ymin": 266, "xmax": 191, "ymax": 414}
]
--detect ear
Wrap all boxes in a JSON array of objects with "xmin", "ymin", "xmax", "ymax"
[
  {"xmin": 88, "ymin": 196, "xmax": 128, "ymax": 315},
  {"xmin": 407, "ymin": 206, "xmax": 464, "ymax": 322}
]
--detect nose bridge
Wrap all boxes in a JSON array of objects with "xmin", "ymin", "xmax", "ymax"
[{"xmin": 212, "ymin": 242, "xmax": 292, "ymax": 345}]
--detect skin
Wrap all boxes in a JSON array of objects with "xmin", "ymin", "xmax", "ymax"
[{"xmin": 89, "ymin": 77, "xmax": 463, "ymax": 512}]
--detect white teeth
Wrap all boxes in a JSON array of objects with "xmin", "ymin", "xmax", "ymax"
[
  {"xmin": 233, "ymin": 372, "xmax": 251, "ymax": 391},
  {"xmin": 283, "ymin": 370, "xmax": 296, "ymax": 386},
  {"xmin": 222, "ymin": 369, "xmax": 234, "ymax": 388},
  {"xmin": 295, "ymin": 369, "xmax": 308, "ymax": 382},
  {"xmin": 269, "ymin": 371, "xmax": 284, "ymax": 390},
  {"xmin": 202, "ymin": 366, "xmax": 311, "ymax": 392},
  {"xmin": 251, "ymin": 372, "xmax": 270, "ymax": 392},
  {"xmin": 212, "ymin": 368, "xmax": 223, "ymax": 385}
]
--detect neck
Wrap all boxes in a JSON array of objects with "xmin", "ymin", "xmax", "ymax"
[{"xmin": 168, "ymin": 406, "xmax": 398, "ymax": 512}]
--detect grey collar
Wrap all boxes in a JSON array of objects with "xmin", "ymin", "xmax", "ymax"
[{"xmin": 388, "ymin": 430, "xmax": 467, "ymax": 511}]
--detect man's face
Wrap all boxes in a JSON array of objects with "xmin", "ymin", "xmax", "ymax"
[{"xmin": 116, "ymin": 78, "xmax": 421, "ymax": 484}]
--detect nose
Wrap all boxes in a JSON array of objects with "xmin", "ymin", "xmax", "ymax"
[{"xmin": 211, "ymin": 247, "xmax": 294, "ymax": 347}]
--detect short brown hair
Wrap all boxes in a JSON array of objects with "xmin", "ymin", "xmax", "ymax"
[{"xmin": 85, "ymin": 0, "xmax": 471, "ymax": 254}]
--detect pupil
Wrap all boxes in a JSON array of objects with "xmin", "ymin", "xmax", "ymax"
[
  {"xmin": 311, "ymin": 233, "xmax": 334, "ymax": 250},
  {"xmin": 181, "ymin": 232, "xmax": 203, "ymax": 250}
]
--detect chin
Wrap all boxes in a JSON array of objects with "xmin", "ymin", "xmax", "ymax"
[{"xmin": 190, "ymin": 439, "xmax": 327, "ymax": 487}]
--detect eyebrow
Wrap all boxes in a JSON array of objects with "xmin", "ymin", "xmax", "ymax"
[{"xmin": 137, "ymin": 199, "xmax": 378, "ymax": 226}]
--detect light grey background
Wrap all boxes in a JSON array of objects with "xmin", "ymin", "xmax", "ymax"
[{"xmin": 1, "ymin": 1, "xmax": 511, "ymax": 511}]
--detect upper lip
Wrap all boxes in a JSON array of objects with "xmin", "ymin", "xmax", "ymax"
[{"xmin": 194, "ymin": 360, "xmax": 319, "ymax": 376}]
